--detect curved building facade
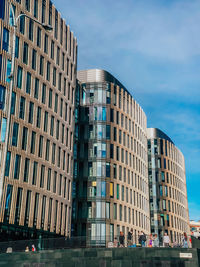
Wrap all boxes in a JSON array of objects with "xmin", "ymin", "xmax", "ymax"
[
  {"xmin": 0, "ymin": 0, "xmax": 77, "ymax": 240},
  {"xmin": 72, "ymin": 69, "xmax": 150, "ymax": 245},
  {"xmin": 147, "ymin": 128, "xmax": 190, "ymax": 243}
]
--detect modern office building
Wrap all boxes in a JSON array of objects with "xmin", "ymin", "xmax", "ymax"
[
  {"xmin": 147, "ymin": 128, "xmax": 190, "ymax": 243},
  {"xmin": 72, "ymin": 69, "xmax": 150, "ymax": 245},
  {"xmin": 0, "ymin": 0, "xmax": 77, "ymax": 240}
]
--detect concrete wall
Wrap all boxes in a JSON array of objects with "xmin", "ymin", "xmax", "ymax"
[{"xmin": 0, "ymin": 247, "xmax": 199, "ymax": 267}]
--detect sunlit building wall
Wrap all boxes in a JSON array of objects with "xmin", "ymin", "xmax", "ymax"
[{"xmin": 0, "ymin": 0, "xmax": 77, "ymax": 240}]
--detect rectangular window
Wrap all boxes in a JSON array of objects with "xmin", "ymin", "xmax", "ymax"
[
  {"xmin": 25, "ymin": 0, "xmax": 30, "ymax": 11},
  {"xmin": 15, "ymin": 187, "xmax": 23, "ymax": 224},
  {"xmin": 52, "ymin": 143, "xmax": 56, "ymax": 164},
  {"xmin": 53, "ymin": 171, "xmax": 57, "ymax": 193},
  {"xmin": 46, "ymin": 61, "xmax": 50, "ymax": 81},
  {"xmin": 42, "ymin": 0, "xmax": 46, "ymax": 23},
  {"xmin": 53, "ymin": 67, "xmax": 56, "ymax": 86},
  {"xmin": 44, "ymin": 111, "xmax": 48, "ymax": 132},
  {"xmin": 3, "ymin": 28, "xmax": 9, "ymax": 52},
  {"xmin": 4, "ymin": 184, "xmax": 13, "ymax": 223},
  {"xmin": 15, "ymin": 36, "xmax": 19, "ymax": 58},
  {"xmin": 36, "ymin": 106, "xmax": 41, "ymax": 128},
  {"xmin": 24, "ymin": 158, "xmax": 30, "ymax": 182},
  {"xmin": 51, "ymin": 41, "xmax": 54, "ymax": 59},
  {"xmin": 42, "ymin": 84, "xmax": 46, "ymax": 104},
  {"xmin": 48, "ymin": 88, "xmax": 52, "ymax": 108},
  {"xmin": 34, "ymin": 0, "xmax": 38, "ymax": 18},
  {"xmin": 32, "ymin": 161, "xmax": 38, "ymax": 185},
  {"xmin": 24, "ymin": 190, "xmax": 31, "ymax": 226},
  {"xmin": 45, "ymin": 139, "xmax": 50, "ymax": 161},
  {"xmin": 28, "ymin": 102, "xmax": 34, "ymax": 123},
  {"xmin": 0, "ymin": 85, "xmax": 5, "ymax": 110},
  {"xmin": 32, "ymin": 49, "xmax": 37, "ymax": 70},
  {"xmin": 11, "ymin": 92, "xmax": 16, "ymax": 115},
  {"xmin": 49, "ymin": 1, "xmax": 52, "ymax": 25},
  {"xmin": 41, "ymin": 195, "xmax": 46, "ymax": 229},
  {"xmin": 21, "ymin": 126, "xmax": 28, "ymax": 150},
  {"xmin": 54, "ymin": 93, "xmax": 58, "ymax": 113},
  {"xmin": 38, "ymin": 135, "xmax": 43, "ymax": 157},
  {"xmin": 34, "ymin": 78, "xmax": 39, "ymax": 99},
  {"xmin": 26, "ymin": 72, "xmax": 31, "ymax": 94},
  {"xmin": 33, "ymin": 193, "xmax": 39, "ymax": 226},
  {"xmin": 56, "ymin": 47, "xmax": 60, "ymax": 65},
  {"xmin": 23, "ymin": 42, "xmax": 28, "ymax": 64},
  {"xmin": 37, "ymin": 27, "xmax": 41, "ymax": 47},
  {"xmin": 50, "ymin": 116, "xmax": 54, "ymax": 136},
  {"xmin": 12, "ymin": 122, "xmax": 19, "ymax": 146},
  {"xmin": 20, "ymin": 15, "xmax": 25, "ymax": 34},
  {"xmin": 44, "ymin": 34, "xmax": 48, "ymax": 53},
  {"xmin": 14, "ymin": 154, "xmax": 21, "ymax": 179},
  {"xmin": 40, "ymin": 165, "xmax": 45, "ymax": 188},
  {"xmin": 17, "ymin": 66, "xmax": 23, "ymax": 89},
  {"xmin": 31, "ymin": 131, "xmax": 36, "ymax": 154},
  {"xmin": 47, "ymin": 168, "xmax": 51, "ymax": 190},
  {"xmin": 29, "ymin": 19, "xmax": 34, "ymax": 41},
  {"xmin": 5, "ymin": 151, "xmax": 11, "ymax": 176},
  {"xmin": 39, "ymin": 56, "xmax": 44, "ymax": 76},
  {"xmin": 19, "ymin": 96, "xmax": 25, "ymax": 119}
]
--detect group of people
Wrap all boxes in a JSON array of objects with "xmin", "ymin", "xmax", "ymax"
[
  {"xmin": 25, "ymin": 245, "xmax": 36, "ymax": 252},
  {"xmin": 112, "ymin": 230, "xmax": 190, "ymax": 248}
]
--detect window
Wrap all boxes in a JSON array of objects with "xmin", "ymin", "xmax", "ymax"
[
  {"xmin": 37, "ymin": 27, "xmax": 41, "ymax": 47},
  {"xmin": 45, "ymin": 139, "xmax": 50, "ymax": 161},
  {"xmin": 51, "ymin": 41, "xmax": 54, "ymax": 59},
  {"xmin": 31, "ymin": 131, "xmax": 36, "ymax": 154},
  {"xmin": 54, "ymin": 93, "xmax": 58, "ymax": 113},
  {"xmin": 23, "ymin": 42, "xmax": 28, "ymax": 64},
  {"xmin": 29, "ymin": 19, "xmax": 33, "ymax": 41},
  {"xmin": 48, "ymin": 88, "xmax": 52, "ymax": 108},
  {"xmin": 0, "ymin": 86, "xmax": 5, "ymax": 110},
  {"xmin": 24, "ymin": 190, "xmax": 31, "ymax": 226},
  {"xmin": 19, "ymin": 96, "xmax": 25, "ymax": 119},
  {"xmin": 53, "ymin": 171, "xmax": 57, "ymax": 193},
  {"xmin": 11, "ymin": 92, "xmax": 16, "ymax": 114},
  {"xmin": 38, "ymin": 135, "xmax": 43, "ymax": 157},
  {"xmin": 53, "ymin": 67, "xmax": 56, "ymax": 86},
  {"xmin": 34, "ymin": 0, "xmax": 38, "ymax": 18},
  {"xmin": 44, "ymin": 34, "xmax": 48, "ymax": 53},
  {"xmin": 6, "ymin": 59, "xmax": 11, "ymax": 83},
  {"xmin": 24, "ymin": 158, "xmax": 30, "ymax": 182},
  {"xmin": 56, "ymin": 120, "xmax": 59, "ymax": 140},
  {"xmin": 26, "ymin": 72, "xmax": 31, "ymax": 94},
  {"xmin": 15, "ymin": 36, "xmax": 19, "ymax": 58},
  {"xmin": 40, "ymin": 165, "xmax": 45, "ymax": 188},
  {"xmin": 32, "ymin": 161, "xmax": 38, "ymax": 185},
  {"xmin": 49, "ymin": 1, "xmax": 52, "ymax": 25},
  {"xmin": 14, "ymin": 154, "xmax": 21, "ymax": 179},
  {"xmin": 50, "ymin": 116, "xmax": 54, "ymax": 136},
  {"xmin": 17, "ymin": 66, "xmax": 23, "ymax": 89},
  {"xmin": 25, "ymin": 0, "xmax": 30, "ymax": 11},
  {"xmin": 56, "ymin": 47, "xmax": 60, "ymax": 65},
  {"xmin": 3, "ymin": 28, "xmax": 9, "ymax": 52},
  {"xmin": 28, "ymin": 102, "xmax": 34, "ymax": 123},
  {"xmin": 12, "ymin": 122, "xmax": 19, "ymax": 147},
  {"xmin": 47, "ymin": 168, "xmax": 51, "ymax": 190},
  {"xmin": 32, "ymin": 49, "xmax": 37, "ymax": 70},
  {"xmin": 15, "ymin": 187, "xmax": 23, "ymax": 224},
  {"xmin": 42, "ymin": 84, "xmax": 46, "ymax": 104},
  {"xmin": 46, "ymin": 61, "xmax": 50, "ymax": 81},
  {"xmin": 52, "ymin": 143, "xmax": 56, "ymax": 164},
  {"xmin": 35, "ymin": 76, "xmax": 40, "ymax": 97},
  {"xmin": 42, "ymin": 0, "xmax": 46, "ymax": 23},
  {"xmin": 44, "ymin": 111, "xmax": 48, "ymax": 132},
  {"xmin": 36, "ymin": 106, "xmax": 41, "ymax": 128},
  {"xmin": 21, "ymin": 126, "xmax": 28, "ymax": 150},
  {"xmin": 5, "ymin": 151, "xmax": 11, "ymax": 176},
  {"xmin": 4, "ymin": 184, "xmax": 13, "ymax": 223},
  {"xmin": 33, "ymin": 193, "xmax": 39, "ymax": 226},
  {"xmin": 20, "ymin": 15, "xmax": 25, "ymax": 34},
  {"xmin": 40, "ymin": 56, "xmax": 44, "ymax": 76}
]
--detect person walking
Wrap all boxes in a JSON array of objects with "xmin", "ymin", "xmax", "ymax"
[
  {"xmin": 148, "ymin": 234, "xmax": 153, "ymax": 247},
  {"xmin": 127, "ymin": 229, "xmax": 133, "ymax": 247},
  {"xmin": 119, "ymin": 231, "xmax": 125, "ymax": 247},
  {"xmin": 153, "ymin": 234, "xmax": 159, "ymax": 247},
  {"xmin": 163, "ymin": 232, "xmax": 170, "ymax": 247}
]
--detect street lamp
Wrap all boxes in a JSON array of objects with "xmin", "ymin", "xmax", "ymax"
[{"xmin": 0, "ymin": 3, "xmax": 53, "ymax": 208}]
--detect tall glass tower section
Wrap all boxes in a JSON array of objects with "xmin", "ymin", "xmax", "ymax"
[{"xmin": 73, "ymin": 69, "xmax": 150, "ymax": 246}]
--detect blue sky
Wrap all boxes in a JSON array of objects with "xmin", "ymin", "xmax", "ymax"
[{"xmin": 54, "ymin": 0, "xmax": 200, "ymax": 220}]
